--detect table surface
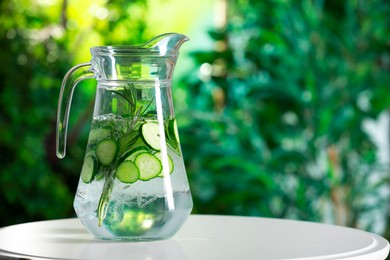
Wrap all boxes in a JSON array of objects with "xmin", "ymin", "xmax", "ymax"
[{"xmin": 0, "ymin": 215, "xmax": 388, "ymax": 260}]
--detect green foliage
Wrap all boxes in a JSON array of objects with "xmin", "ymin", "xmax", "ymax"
[
  {"xmin": 0, "ymin": 0, "xmax": 149, "ymax": 226},
  {"xmin": 179, "ymin": 0, "xmax": 390, "ymax": 232}
]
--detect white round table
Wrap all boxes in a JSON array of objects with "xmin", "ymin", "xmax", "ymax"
[{"xmin": 0, "ymin": 215, "xmax": 388, "ymax": 260}]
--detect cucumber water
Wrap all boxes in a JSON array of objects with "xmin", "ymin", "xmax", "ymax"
[
  {"xmin": 73, "ymin": 113, "xmax": 192, "ymax": 240},
  {"xmin": 57, "ymin": 36, "xmax": 192, "ymax": 241}
]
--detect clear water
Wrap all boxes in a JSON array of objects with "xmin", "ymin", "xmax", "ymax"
[
  {"xmin": 74, "ymin": 142, "xmax": 192, "ymax": 240},
  {"xmin": 74, "ymin": 189, "xmax": 192, "ymax": 241}
]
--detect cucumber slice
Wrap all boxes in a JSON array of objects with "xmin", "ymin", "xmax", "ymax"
[
  {"xmin": 140, "ymin": 122, "xmax": 161, "ymax": 150},
  {"xmin": 154, "ymin": 152, "xmax": 174, "ymax": 177},
  {"xmin": 170, "ymin": 118, "xmax": 180, "ymax": 144},
  {"xmin": 115, "ymin": 161, "xmax": 140, "ymax": 183},
  {"xmin": 96, "ymin": 139, "xmax": 119, "ymax": 166},
  {"xmin": 81, "ymin": 156, "xmax": 96, "ymax": 183},
  {"xmin": 89, "ymin": 128, "xmax": 111, "ymax": 143},
  {"xmin": 123, "ymin": 146, "xmax": 149, "ymax": 162},
  {"xmin": 134, "ymin": 152, "xmax": 162, "ymax": 181}
]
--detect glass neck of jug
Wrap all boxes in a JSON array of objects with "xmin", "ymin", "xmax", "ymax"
[{"xmin": 90, "ymin": 33, "xmax": 189, "ymax": 81}]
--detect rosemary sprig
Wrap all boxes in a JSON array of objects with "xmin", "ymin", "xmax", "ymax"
[{"xmin": 112, "ymin": 84, "xmax": 154, "ymax": 118}]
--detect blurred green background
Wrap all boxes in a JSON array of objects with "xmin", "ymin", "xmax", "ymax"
[{"xmin": 1, "ymin": 0, "xmax": 390, "ymax": 239}]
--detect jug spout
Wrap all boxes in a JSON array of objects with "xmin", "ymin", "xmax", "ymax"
[{"xmin": 143, "ymin": 33, "xmax": 189, "ymax": 57}]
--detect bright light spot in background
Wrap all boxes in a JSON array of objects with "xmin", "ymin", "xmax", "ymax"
[
  {"xmin": 51, "ymin": 26, "xmax": 64, "ymax": 39},
  {"xmin": 6, "ymin": 29, "xmax": 16, "ymax": 39},
  {"xmin": 37, "ymin": 0, "xmax": 57, "ymax": 6},
  {"xmin": 282, "ymin": 111, "xmax": 299, "ymax": 126},
  {"xmin": 89, "ymin": 4, "xmax": 109, "ymax": 20},
  {"xmin": 302, "ymin": 90, "xmax": 312, "ymax": 102},
  {"xmin": 200, "ymin": 63, "xmax": 212, "ymax": 81},
  {"xmin": 200, "ymin": 63, "xmax": 212, "ymax": 76}
]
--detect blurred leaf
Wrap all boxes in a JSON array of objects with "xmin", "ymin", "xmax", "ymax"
[{"xmin": 179, "ymin": 0, "xmax": 390, "ymax": 236}]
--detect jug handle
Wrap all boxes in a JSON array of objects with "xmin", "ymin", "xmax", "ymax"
[{"xmin": 56, "ymin": 62, "xmax": 95, "ymax": 159}]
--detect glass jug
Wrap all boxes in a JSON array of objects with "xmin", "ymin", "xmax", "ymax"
[{"xmin": 56, "ymin": 33, "xmax": 193, "ymax": 241}]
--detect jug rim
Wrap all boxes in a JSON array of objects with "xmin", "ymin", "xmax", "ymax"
[
  {"xmin": 90, "ymin": 33, "xmax": 189, "ymax": 57},
  {"xmin": 91, "ymin": 46, "xmax": 163, "ymax": 56}
]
